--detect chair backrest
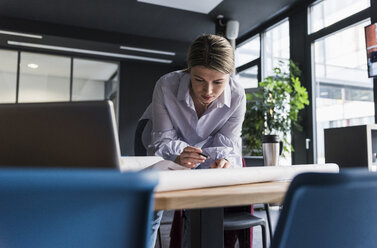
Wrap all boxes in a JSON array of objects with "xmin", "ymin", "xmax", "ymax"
[
  {"xmin": 134, "ymin": 119, "xmax": 149, "ymax": 156},
  {"xmin": 0, "ymin": 100, "xmax": 121, "ymax": 169},
  {"xmin": 271, "ymin": 169, "xmax": 377, "ymax": 248},
  {"xmin": 0, "ymin": 168, "xmax": 158, "ymax": 248}
]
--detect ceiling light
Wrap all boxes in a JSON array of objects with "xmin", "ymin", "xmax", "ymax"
[
  {"xmin": 137, "ymin": 0, "xmax": 223, "ymax": 14},
  {"xmin": 27, "ymin": 63, "xmax": 39, "ymax": 69},
  {"xmin": 7, "ymin": 41, "xmax": 173, "ymax": 64},
  {"xmin": 120, "ymin": 46, "xmax": 175, "ymax": 56},
  {"xmin": 0, "ymin": 30, "xmax": 42, "ymax": 39}
]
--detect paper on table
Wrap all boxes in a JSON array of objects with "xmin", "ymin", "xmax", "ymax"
[
  {"xmin": 155, "ymin": 163, "xmax": 339, "ymax": 192},
  {"xmin": 143, "ymin": 160, "xmax": 190, "ymax": 171},
  {"xmin": 120, "ymin": 156, "xmax": 188, "ymax": 171}
]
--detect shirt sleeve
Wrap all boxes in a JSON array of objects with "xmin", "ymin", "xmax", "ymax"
[
  {"xmin": 201, "ymin": 92, "xmax": 246, "ymax": 168},
  {"xmin": 149, "ymin": 76, "xmax": 189, "ymax": 161}
]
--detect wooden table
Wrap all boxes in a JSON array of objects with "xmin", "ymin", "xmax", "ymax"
[{"xmin": 154, "ymin": 181, "xmax": 290, "ymax": 248}]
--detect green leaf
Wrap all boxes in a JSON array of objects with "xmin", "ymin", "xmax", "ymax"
[{"xmin": 242, "ymin": 59, "xmax": 309, "ymax": 156}]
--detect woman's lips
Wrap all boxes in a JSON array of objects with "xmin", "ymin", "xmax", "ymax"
[{"xmin": 202, "ymin": 95, "xmax": 213, "ymax": 101}]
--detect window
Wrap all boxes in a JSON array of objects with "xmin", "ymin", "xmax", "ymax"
[
  {"xmin": 19, "ymin": 52, "xmax": 70, "ymax": 103},
  {"xmin": 235, "ymin": 35, "xmax": 260, "ymax": 68},
  {"xmin": 0, "ymin": 49, "xmax": 17, "ymax": 103},
  {"xmin": 262, "ymin": 18, "xmax": 291, "ymax": 165},
  {"xmin": 262, "ymin": 19, "xmax": 290, "ymax": 78},
  {"xmin": 235, "ymin": 66, "xmax": 258, "ymax": 90},
  {"xmin": 308, "ymin": 0, "xmax": 370, "ymax": 34},
  {"xmin": 312, "ymin": 19, "xmax": 373, "ymax": 163}
]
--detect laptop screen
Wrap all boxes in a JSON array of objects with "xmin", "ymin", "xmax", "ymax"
[{"xmin": 0, "ymin": 101, "xmax": 121, "ymax": 169}]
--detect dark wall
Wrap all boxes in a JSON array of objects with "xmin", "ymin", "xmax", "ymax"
[{"xmin": 118, "ymin": 61, "xmax": 177, "ymax": 155}]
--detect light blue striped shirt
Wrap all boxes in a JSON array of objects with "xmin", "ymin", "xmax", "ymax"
[{"xmin": 141, "ymin": 70, "xmax": 246, "ymax": 169}]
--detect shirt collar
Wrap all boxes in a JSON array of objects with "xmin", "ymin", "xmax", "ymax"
[
  {"xmin": 177, "ymin": 72, "xmax": 191, "ymax": 102},
  {"xmin": 219, "ymin": 79, "xmax": 231, "ymax": 108}
]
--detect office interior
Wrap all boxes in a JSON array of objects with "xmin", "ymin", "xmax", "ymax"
[
  {"xmin": 1, "ymin": 0, "xmax": 377, "ymax": 247},
  {"xmin": 1, "ymin": 0, "xmax": 377, "ymax": 164}
]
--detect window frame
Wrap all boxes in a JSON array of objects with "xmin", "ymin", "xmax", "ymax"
[
  {"xmin": 308, "ymin": 4, "xmax": 371, "ymax": 163},
  {"xmin": 236, "ymin": 0, "xmax": 377, "ymax": 164}
]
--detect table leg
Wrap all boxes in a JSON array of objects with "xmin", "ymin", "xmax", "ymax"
[
  {"xmin": 190, "ymin": 207, "xmax": 224, "ymax": 248},
  {"xmin": 264, "ymin": 203, "xmax": 273, "ymax": 241}
]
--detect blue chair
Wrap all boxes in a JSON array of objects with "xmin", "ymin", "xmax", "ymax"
[
  {"xmin": 0, "ymin": 168, "xmax": 158, "ymax": 248},
  {"xmin": 271, "ymin": 169, "xmax": 377, "ymax": 248}
]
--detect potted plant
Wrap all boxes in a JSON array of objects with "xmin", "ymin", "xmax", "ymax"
[{"xmin": 242, "ymin": 60, "xmax": 309, "ymax": 156}]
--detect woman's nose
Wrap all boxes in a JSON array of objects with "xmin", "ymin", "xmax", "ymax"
[{"xmin": 204, "ymin": 83, "xmax": 213, "ymax": 94}]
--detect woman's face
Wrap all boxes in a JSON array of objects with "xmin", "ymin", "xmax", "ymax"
[{"xmin": 190, "ymin": 66, "xmax": 229, "ymax": 107}]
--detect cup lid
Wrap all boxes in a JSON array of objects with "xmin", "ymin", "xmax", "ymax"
[{"xmin": 262, "ymin": 135, "xmax": 280, "ymax": 143}]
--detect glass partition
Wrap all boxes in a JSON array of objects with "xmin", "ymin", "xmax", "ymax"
[
  {"xmin": 19, "ymin": 52, "xmax": 70, "ymax": 103},
  {"xmin": 72, "ymin": 59, "xmax": 118, "ymax": 101},
  {"xmin": 0, "ymin": 49, "xmax": 17, "ymax": 103},
  {"xmin": 0, "ymin": 49, "xmax": 120, "ymax": 119}
]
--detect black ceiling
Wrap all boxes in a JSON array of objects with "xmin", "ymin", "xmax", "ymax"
[{"xmin": 0, "ymin": 0, "xmax": 308, "ymax": 65}]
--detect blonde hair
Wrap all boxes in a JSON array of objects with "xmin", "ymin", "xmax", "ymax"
[{"xmin": 186, "ymin": 34, "xmax": 234, "ymax": 74}]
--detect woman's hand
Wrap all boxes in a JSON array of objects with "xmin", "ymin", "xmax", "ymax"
[
  {"xmin": 210, "ymin": 159, "xmax": 232, "ymax": 169},
  {"xmin": 175, "ymin": 146, "xmax": 207, "ymax": 168}
]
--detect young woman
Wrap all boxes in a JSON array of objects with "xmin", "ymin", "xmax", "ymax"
[{"xmin": 140, "ymin": 34, "xmax": 246, "ymax": 247}]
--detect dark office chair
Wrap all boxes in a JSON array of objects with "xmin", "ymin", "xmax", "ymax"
[
  {"xmin": 134, "ymin": 119, "xmax": 268, "ymax": 248},
  {"xmin": 134, "ymin": 119, "xmax": 149, "ymax": 156},
  {"xmin": 0, "ymin": 168, "xmax": 158, "ymax": 248},
  {"xmin": 224, "ymin": 209, "xmax": 267, "ymax": 248},
  {"xmin": 222, "ymin": 157, "xmax": 268, "ymax": 248},
  {"xmin": 271, "ymin": 169, "xmax": 377, "ymax": 248}
]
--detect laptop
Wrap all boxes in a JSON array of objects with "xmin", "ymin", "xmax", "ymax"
[{"xmin": 0, "ymin": 100, "xmax": 121, "ymax": 169}]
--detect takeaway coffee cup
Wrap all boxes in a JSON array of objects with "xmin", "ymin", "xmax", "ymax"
[{"xmin": 262, "ymin": 135, "xmax": 283, "ymax": 166}]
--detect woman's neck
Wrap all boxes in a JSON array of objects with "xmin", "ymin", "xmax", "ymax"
[{"xmin": 190, "ymin": 89, "xmax": 209, "ymax": 119}]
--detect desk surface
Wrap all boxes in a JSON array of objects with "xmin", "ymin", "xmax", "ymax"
[{"xmin": 154, "ymin": 181, "xmax": 290, "ymax": 210}]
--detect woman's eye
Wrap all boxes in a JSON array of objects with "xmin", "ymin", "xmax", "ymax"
[
  {"xmin": 195, "ymin": 78, "xmax": 204, "ymax": 82},
  {"xmin": 214, "ymin": 81, "xmax": 223, "ymax": 85}
]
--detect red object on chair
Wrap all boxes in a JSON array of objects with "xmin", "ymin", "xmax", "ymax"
[{"xmin": 169, "ymin": 210, "xmax": 183, "ymax": 247}]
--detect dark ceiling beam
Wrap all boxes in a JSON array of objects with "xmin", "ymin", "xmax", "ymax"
[
  {"xmin": 236, "ymin": 0, "xmax": 315, "ymax": 46},
  {"xmin": 0, "ymin": 16, "xmax": 190, "ymax": 66}
]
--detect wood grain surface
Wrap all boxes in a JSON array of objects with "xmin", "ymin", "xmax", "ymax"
[{"xmin": 154, "ymin": 181, "xmax": 290, "ymax": 210}]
